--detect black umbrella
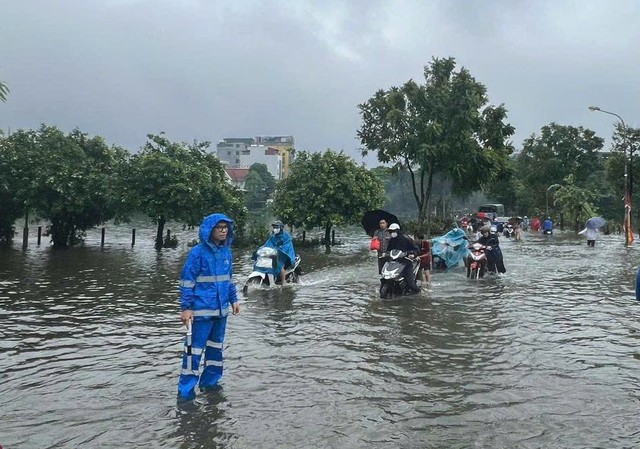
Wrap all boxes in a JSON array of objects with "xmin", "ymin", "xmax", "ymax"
[{"xmin": 361, "ymin": 209, "xmax": 400, "ymax": 237}]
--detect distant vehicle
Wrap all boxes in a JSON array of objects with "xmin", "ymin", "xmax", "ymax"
[{"xmin": 477, "ymin": 203, "xmax": 505, "ymax": 220}]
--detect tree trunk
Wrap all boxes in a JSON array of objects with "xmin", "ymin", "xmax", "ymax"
[
  {"xmin": 0, "ymin": 222, "xmax": 14, "ymax": 245},
  {"xmin": 324, "ymin": 222, "xmax": 332, "ymax": 247},
  {"xmin": 51, "ymin": 218, "xmax": 72, "ymax": 247},
  {"xmin": 421, "ymin": 169, "xmax": 435, "ymax": 236},
  {"xmin": 155, "ymin": 215, "xmax": 166, "ymax": 249}
]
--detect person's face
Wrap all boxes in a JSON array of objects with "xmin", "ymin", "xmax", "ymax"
[
  {"xmin": 210, "ymin": 222, "xmax": 229, "ymax": 243},
  {"xmin": 481, "ymin": 231, "xmax": 489, "ymax": 237},
  {"xmin": 379, "ymin": 220, "xmax": 388, "ymax": 230}
]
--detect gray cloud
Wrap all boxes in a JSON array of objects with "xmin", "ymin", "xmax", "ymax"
[{"xmin": 1, "ymin": 0, "xmax": 639, "ymax": 164}]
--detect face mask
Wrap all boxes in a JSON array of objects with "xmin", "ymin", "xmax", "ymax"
[
  {"xmin": 390, "ymin": 232, "xmax": 398, "ymax": 238},
  {"xmin": 273, "ymin": 227, "xmax": 281, "ymax": 234}
]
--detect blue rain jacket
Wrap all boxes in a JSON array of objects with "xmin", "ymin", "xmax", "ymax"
[
  {"xmin": 542, "ymin": 219, "xmax": 554, "ymax": 231},
  {"xmin": 262, "ymin": 230, "xmax": 296, "ymax": 274},
  {"xmin": 179, "ymin": 213, "xmax": 238, "ymax": 318},
  {"xmin": 431, "ymin": 228, "xmax": 470, "ymax": 269}
]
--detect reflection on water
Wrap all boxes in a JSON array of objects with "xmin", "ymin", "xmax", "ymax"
[{"xmin": 2, "ymin": 226, "xmax": 640, "ymax": 448}]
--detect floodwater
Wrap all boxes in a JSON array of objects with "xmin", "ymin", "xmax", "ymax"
[{"xmin": 2, "ymin": 225, "xmax": 640, "ymax": 448}]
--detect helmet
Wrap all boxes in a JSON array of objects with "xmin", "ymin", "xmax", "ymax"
[
  {"xmin": 272, "ymin": 220, "xmax": 283, "ymax": 227},
  {"xmin": 388, "ymin": 223, "xmax": 400, "ymax": 231},
  {"xmin": 490, "ymin": 225, "xmax": 497, "ymax": 233},
  {"xmin": 480, "ymin": 225, "xmax": 490, "ymax": 233}
]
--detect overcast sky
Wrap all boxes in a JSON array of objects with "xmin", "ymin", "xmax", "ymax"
[{"xmin": 1, "ymin": 0, "xmax": 639, "ymax": 165}]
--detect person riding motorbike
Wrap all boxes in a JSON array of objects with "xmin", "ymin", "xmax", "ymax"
[
  {"xmin": 476, "ymin": 225, "xmax": 506, "ymax": 274},
  {"xmin": 258, "ymin": 220, "xmax": 296, "ymax": 285},
  {"xmin": 385, "ymin": 223, "xmax": 421, "ymax": 294},
  {"xmin": 542, "ymin": 217, "xmax": 554, "ymax": 235}
]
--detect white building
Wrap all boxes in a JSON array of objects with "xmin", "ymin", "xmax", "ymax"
[
  {"xmin": 216, "ymin": 136, "xmax": 293, "ymax": 180},
  {"xmin": 239, "ymin": 145, "xmax": 282, "ymax": 180}
]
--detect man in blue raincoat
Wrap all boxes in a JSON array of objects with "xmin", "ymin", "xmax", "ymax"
[
  {"xmin": 178, "ymin": 213, "xmax": 240, "ymax": 400},
  {"xmin": 260, "ymin": 220, "xmax": 296, "ymax": 284}
]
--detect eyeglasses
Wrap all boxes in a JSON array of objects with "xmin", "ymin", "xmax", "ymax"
[{"xmin": 214, "ymin": 225, "xmax": 229, "ymax": 231}]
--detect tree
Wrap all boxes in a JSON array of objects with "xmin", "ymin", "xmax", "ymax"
[
  {"xmin": 130, "ymin": 134, "xmax": 246, "ymax": 248},
  {"xmin": 552, "ymin": 174, "xmax": 598, "ymax": 231},
  {"xmin": 272, "ymin": 150, "xmax": 384, "ymax": 245},
  {"xmin": 0, "ymin": 134, "xmax": 28, "ymax": 243},
  {"xmin": 515, "ymin": 123, "xmax": 604, "ymax": 215},
  {"xmin": 245, "ymin": 163, "xmax": 276, "ymax": 209},
  {"xmin": 199, "ymin": 150, "xmax": 248, "ymax": 240},
  {"xmin": 3, "ymin": 125, "xmax": 130, "ymax": 246},
  {"xmin": 358, "ymin": 57, "xmax": 514, "ymax": 228}
]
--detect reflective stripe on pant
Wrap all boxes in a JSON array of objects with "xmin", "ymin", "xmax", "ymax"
[{"xmin": 178, "ymin": 316, "xmax": 227, "ymax": 399}]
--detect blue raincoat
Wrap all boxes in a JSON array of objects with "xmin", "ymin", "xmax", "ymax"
[
  {"xmin": 261, "ymin": 230, "xmax": 296, "ymax": 274},
  {"xmin": 431, "ymin": 228, "xmax": 470, "ymax": 269},
  {"xmin": 178, "ymin": 213, "xmax": 238, "ymax": 399}
]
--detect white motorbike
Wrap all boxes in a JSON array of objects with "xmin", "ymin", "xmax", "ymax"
[
  {"xmin": 379, "ymin": 249, "xmax": 421, "ymax": 299},
  {"xmin": 242, "ymin": 246, "xmax": 302, "ymax": 293}
]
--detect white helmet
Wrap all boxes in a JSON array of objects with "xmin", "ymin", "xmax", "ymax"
[{"xmin": 388, "ymin": 223, "xmax": 400, "ymax": 231}]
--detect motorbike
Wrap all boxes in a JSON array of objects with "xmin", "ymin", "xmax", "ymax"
[
  {"xmin": 242, "ymin": 246, "xmax": 302, "ymax": 293},
  {"xmin": 465, "ymin": 242, "xmax": 488, "ymax": 279},
  {"xmin": 543, "ymin": 229, "xmax": 553, "ymax": 235},
  {"xmin": 379, "ymin": 249, "xmax": 421, "ymax": 299},
  {"xmin": 431, "ymin": 228, "xmax": 470, "ymax": 271},
  {"xmin": 503, "ymin": 224, "xmax": 515, "ymax": 238}
]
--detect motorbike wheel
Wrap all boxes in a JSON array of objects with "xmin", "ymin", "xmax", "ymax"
[
  {"xmin": 380, "ymin": 283, "xmax": 392, "ymax": 299},
  {"xmin": 288, "ymin": 272, "xmax": 299, "ymax": 283},
  {"xmin": 242, "ymin": 277, "xmax": 264, "ymax": 293}
]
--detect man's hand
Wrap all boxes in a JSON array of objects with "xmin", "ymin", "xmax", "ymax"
[
  {"xmin": 181, "ymin": 309, "xmax": 194, "ymax": 325},
  {"xmin": 231, "ymin": 302, "xmax": 241, "ymax": 315}
]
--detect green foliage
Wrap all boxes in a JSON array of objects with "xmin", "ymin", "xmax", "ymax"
[
  {"xmin": 272, "ymin": 149, "xmax": 384, "ymax": 244},
  {"xmin": 552, "ymin": 175, "xmax": 598, "ymax": 231},
  {"xmin": 129, "ymin": 133, "xmax": 247, "ymax": 247},
  {"xmin": 2, "ymin": 125, "xmax": 129, "ymax": 246},
  {"xmin": 358, "ymin": 57, "xmax": 514, "ymax": 226},
  {"xmin": 515, "ymin": 123, "xmax": 604, "ymax": 214},
  {"xmin": 0, "ymin": 135, "xmax": 26, "ymax": 243},
  {"xmin": 604, "ymin": 124, "xmax": 640, "ymax": 223},
  {"xmin": 245, "ymin": 163, "xmax": 276, "ymax": 209}
]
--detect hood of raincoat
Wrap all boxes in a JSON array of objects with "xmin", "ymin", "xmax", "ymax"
[
  {"xmin": 264, "ymin": 229, "xmax": 296, "ymax": 267},
  {"xmin": 199, "ymin": 213, "xmax": 234, "ymax": 249}
]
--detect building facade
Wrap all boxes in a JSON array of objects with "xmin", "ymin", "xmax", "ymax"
[{"xmin": 216, "ymin": 135, "xmax": 294, "ymax": 179}]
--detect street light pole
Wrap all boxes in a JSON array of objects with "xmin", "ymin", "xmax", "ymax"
[{"xmin": 589, "ymin": 106, "xmax": 633, "ymax": 246}]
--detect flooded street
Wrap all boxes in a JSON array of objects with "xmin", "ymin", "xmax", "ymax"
[{"xmin": 2, "ymin": 227, "xmax": 640, "ymax": 448}]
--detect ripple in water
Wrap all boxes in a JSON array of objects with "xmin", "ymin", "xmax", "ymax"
[{"xmin": 1, "ymin": 229, "xmax": 640, "ymax": 448}]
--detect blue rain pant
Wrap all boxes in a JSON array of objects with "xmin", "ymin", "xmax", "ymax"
[{"xmin": 178, "ymin": 316, "xmax": 227, "ymax": 399}]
